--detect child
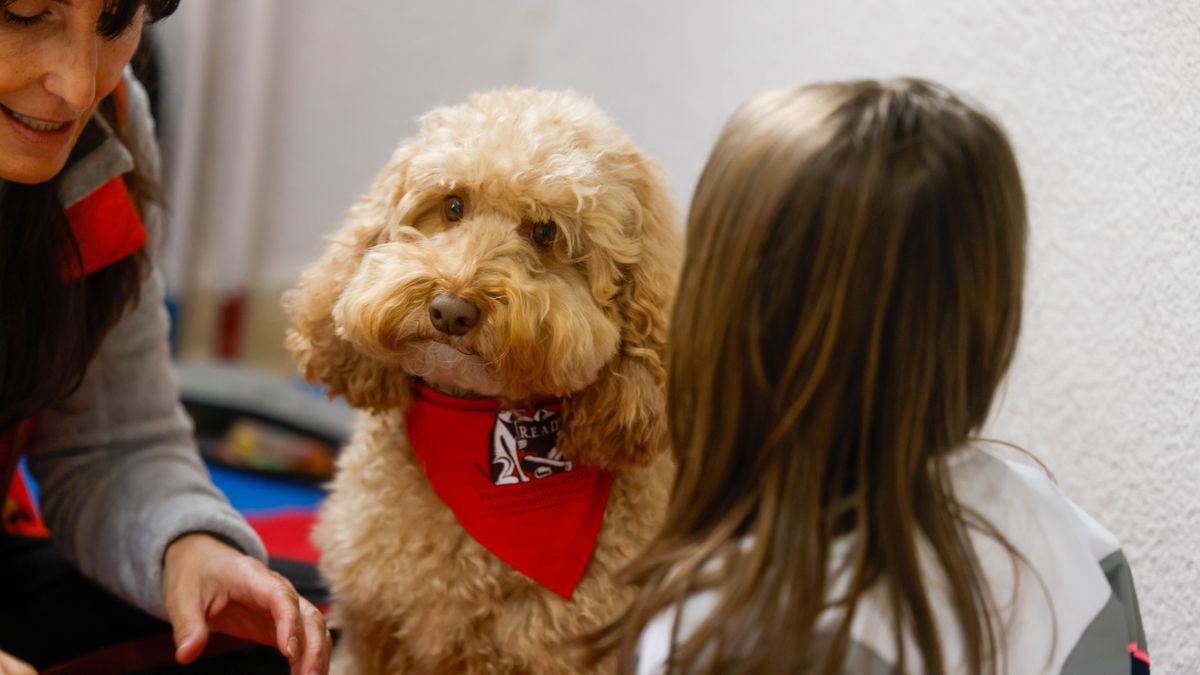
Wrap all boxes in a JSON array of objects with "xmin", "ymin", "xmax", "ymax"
[{"xmin": 593, "ymin": 79, "xmax": 1149, "ymax": 674}]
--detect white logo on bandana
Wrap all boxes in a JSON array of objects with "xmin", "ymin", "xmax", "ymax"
[{"xmin": 488, "ymin": 409, "xmax": 570, "ymax": 486}]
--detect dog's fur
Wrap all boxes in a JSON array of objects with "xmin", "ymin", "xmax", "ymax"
[{"xmin": 284, "ymin": 89, "xmax": 680, "ymax": 674}]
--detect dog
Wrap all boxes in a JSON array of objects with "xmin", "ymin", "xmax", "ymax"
[{"xmin": 284, "ymin": 89, "xmax": 680, "ymax": 674}]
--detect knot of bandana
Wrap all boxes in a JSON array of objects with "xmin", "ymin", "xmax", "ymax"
[{"xmin": 404, "ymin": 384, "xmax": 613, "ymax": 598}]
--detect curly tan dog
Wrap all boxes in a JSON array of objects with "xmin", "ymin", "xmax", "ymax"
[{"xmin": 284, "ymin": 89, "xmax": 679, "ymax": 674}]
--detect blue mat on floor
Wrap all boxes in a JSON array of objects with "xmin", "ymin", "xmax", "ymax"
[
  {"xmin": 205, "ymin": 462, "xmax": 325, "ymax": 514},
  {"xmin": 18, "ymin": 459, "xmax": 325, "ymax": 516}
]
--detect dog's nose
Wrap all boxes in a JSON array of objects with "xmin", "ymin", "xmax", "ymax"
[{"xmin": 429, "ymin": 293, "xmax": 481, "ymax": 336}]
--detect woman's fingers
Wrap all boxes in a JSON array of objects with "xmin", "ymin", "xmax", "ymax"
[
  {"xmin": 161, "ymin": 534, "xmax": 326, "ymax": 672},
  {"xmin": 297, "ymin": 599, "xmax": 331, "ymax": 675},
  {"xmin": 248, "ymin": 568, "xmax": 329, "ymax": 675},
  {"xmin": 235, "ymin": 563, "xmax": 305, "ymax": 668},
  {"xmin": 163, "ymin": 570, "xmax": 211, "ymax": 664},
  {"xmin": 0, "ymin": 649, "xmax": 37, "ymax": 675}
]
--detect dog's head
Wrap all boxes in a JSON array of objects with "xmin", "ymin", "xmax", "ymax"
[{"xmin": 284, "ymin": 89, "xmax": 680, "ymax": 470}]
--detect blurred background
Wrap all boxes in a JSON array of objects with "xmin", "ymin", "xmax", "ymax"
[{"xmin": 139, "ymin": 0, "xmax": 1196, "ymax": 669}]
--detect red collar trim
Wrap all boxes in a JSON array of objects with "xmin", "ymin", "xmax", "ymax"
[{"xmin": 64, "ymin": 175, "xmax": 146, "ymax": 279}]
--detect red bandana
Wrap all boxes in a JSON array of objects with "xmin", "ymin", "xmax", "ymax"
[{"xmin": 404, "ymin": 384, "xmax": 613, "ymax": 598}]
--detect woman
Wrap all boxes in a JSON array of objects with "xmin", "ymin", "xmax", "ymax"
[{"xmin": 0, "ymin": 1, "xmax": 330, "ymax": 673}]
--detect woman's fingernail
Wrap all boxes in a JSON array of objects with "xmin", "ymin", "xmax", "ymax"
[{"xmin": 288, "ymin": 636, "xmax": 299, "ymax": 660}]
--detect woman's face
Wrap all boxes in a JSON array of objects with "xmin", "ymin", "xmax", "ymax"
[{"xmin": 0, "ymin": 0, "xmax": 142, "ymax": 184}]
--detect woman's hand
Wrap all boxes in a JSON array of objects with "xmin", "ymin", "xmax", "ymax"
[
  {"xmin": 0, "ymin": 649, "xmax": 35, "ymax": 675},
  {"xmin": 163, "ymin": 533, "xmax": 330, "ymax": 675}
]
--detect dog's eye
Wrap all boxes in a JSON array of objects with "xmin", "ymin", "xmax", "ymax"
[
  {"xmin": 442, "ymin": 196, "xmax": 466, "ymax": 223},
  {"xmin": 530, "ymin": 221, "xmax": 557, "ymax": 248}
]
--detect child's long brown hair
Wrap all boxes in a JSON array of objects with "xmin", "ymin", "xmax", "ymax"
[{"xmin": 593, "ymin": 79, "xmax": 1030, "ymax": 674}]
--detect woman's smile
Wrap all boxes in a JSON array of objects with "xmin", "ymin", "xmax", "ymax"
[{"xmin": 0, "ymin": 102, "xmax": 74, "ymax": 141}]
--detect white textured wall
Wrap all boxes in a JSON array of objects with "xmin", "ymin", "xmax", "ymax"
[{"xmin": 171, "ymin": 0, "xmax": 1198, "ymax": 668}]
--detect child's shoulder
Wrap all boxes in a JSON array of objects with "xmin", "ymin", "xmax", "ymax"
[
  {"xmin": 635, "ymin": 449, "xmax": 1146, "ymax": 674},
  {"xmin": 924, "ymin": 447, "xmax": 1148, "ymax": 674},
  {"xmin": 831, "ymin": 447, "xmax": 1138, "ymax": 674},
  {"xmin": 949, "ymin": 446, "xmax": 1122, "ymax": 561}
]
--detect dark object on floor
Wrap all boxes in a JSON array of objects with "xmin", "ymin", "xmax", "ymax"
[
  {"xmin": 178, "ymin": 360, "xmax": 352, "ymax": 483},
  {"xmin": 0, "ymin": 534, "xmax": 292, "ymax": 674}
]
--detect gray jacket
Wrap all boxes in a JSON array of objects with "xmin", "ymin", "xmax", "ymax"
[{"xmin": 19, "ymin": 71, "xmax": 267, "ymax": 619}]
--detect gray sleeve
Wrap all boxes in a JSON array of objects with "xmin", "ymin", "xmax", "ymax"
[
  {"xmin": 1060, "ymin": 550, "xmax": 1150, "ymax": 675},
  {"xmin": 1100, "ymin": 550, "xmax": 1147, "ymax": 652},
  {"xmin": 25, "ymin": 72, "xmax": 267, "ymax": 621}
]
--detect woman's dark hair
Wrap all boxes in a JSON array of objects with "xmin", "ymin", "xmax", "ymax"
[
  {"xmin": 97, "ymin": 0, "xmax": 180, "ymax": 39},
  {"xmin": 0, "ymin": 0, "xmax": 179, "ymax": 35},
  {"xmin": 0, "ymin": 0, "xmax": 179, "ymax": 432}
]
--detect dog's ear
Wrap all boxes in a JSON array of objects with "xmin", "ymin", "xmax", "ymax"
[
  {"xmin": 559, "ymin": 155, "xmax": 681, "ymax": 471},
  {"xmin": 283, "ymin": 148, "xmax": 413, "ymax": 411}
]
